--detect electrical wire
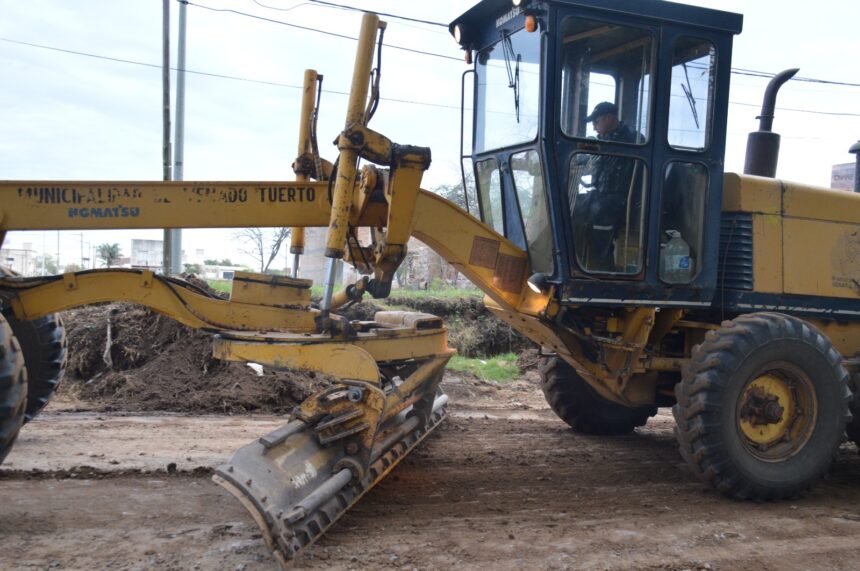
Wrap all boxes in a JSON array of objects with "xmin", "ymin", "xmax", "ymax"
[
  {"xmin": 190, "ymin": 0, "xmax": 860, "ymax": 90},
  {"xmin": 2, "ymin": 29, "xmax": 858, "ymax": 118},
  {"xmin": 304, "ymin": 0, "xmax": 447, "ymax": 28},
  {"xmin": 0, "ymin": 37, "xmax": 461, "ymax": 111},
  {"xmin": 252, "ymin": 0, "xmax": 446, "ymax": 28},
  {"xmin": 181, "ymin": 0, "xmax": 461, "ymax": 62}
]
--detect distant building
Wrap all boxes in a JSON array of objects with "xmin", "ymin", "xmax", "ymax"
[
  {"xmin": 831, "ymin": 162, "xmax": 856, "ymax": 191},
  {"xmin": 300, "ymin": 227, "xmax": 346, "ymax": 286},
  {"xmin": 0, "ymin": 243, "xmax": 38, "ymax": 275},
  {"xmin": 202, "ymin": 265, "xmax": 247, "ymax": 281},
  {"xmin": 131, "ymin": 239, "xmax": 163, "ymax": 269}
]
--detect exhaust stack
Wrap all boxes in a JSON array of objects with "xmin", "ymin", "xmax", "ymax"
[
  {"xmin": 850, "ymin": 140, "xmax": 860, "ymax": 193},
  {"xmin": 743, "ymin": 68, "xmax": 799, "ymax": 178}
]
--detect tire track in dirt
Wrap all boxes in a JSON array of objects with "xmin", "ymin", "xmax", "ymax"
[{"xmin": 3, "ymin": 407, "xmax": 860, "ymax": 570}]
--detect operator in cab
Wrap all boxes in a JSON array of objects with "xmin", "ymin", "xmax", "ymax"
[{"xmin": 579, "ymin": 101, "xmax": 639, "ymax": 272}]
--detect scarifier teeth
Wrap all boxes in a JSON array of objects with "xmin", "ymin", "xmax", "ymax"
[{"xmin": 213, "ymin": 395, "xmax": 448, "ymax": 566}]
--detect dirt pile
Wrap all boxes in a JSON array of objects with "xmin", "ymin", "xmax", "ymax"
[
  {"xmin": 60, "ymin": 304, "xmax": 332, "ymax": 414},
  {"xmin": 57, "ymin": 293, "xmax": 535, "ymax": 414},
  {"xmin": 385, "ymin": 295, "xmax": 532, "ymax": 357}
]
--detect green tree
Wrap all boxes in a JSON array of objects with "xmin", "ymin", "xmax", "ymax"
[
  {"xmin": 35, "ymin": 254, "xmax": 59, "ymax": 275},
  {"xmin": 97, "ymin": 243, "xmax": 122, "ymax": 268},
  {"xmin": 183, "ymin": 263, "xmax": 203, "ymax": 275}
]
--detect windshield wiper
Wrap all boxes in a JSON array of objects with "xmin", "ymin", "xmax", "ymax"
[
  {"xmin": 501, "ymin": 31, "xmax": 521, "ymax": 123},
  {"xmin": 680, "ymin": 62, "xmax": 700, "ymax": 129}
]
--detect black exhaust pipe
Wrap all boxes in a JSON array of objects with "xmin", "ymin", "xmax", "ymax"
[
  {"xmin": 851, "ymin": 140, "xmax": 860, "ymax": 194},
  {"xmin": 743, "ymin": 68, "xmax": 799, "ymax": 178}
]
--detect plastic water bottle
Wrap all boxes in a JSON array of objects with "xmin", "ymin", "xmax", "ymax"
[{"xmin": 660, "ymin": 230, "xmax": 693, "ymax": 283}]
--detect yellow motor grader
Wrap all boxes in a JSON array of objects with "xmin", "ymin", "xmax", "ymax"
[{"xmin": 2, "ymin": 0, "xmax": 860, "ymax": 566}]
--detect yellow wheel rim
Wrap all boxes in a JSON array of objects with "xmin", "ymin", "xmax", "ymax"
[{"xmin": 736, "ymin": 363, "xmax": 817, "ymax": 462}]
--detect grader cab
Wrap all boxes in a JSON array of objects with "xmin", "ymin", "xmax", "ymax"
[{"xmin": 1, "ymin": 0, "xmax": 859, "ymax": 567}]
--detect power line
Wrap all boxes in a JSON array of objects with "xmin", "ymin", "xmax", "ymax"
[
  {"xmin": 731, "ymin": 67, "xmax": 860, "ymax": 88},
  {"xmin": 0, "ymin": 36, "xmax": 460, "ymax": 111},
  {"xmin": 729, "ymin": 100, "xmax": 860, "ymax": 117},
  {"xmin": 185, "ymin": 0, "xmax": 860, "ymax": 89},
  {"xmin": 181, "ymin": 0, "xmax": 461, "ymax": 62},
  {"xmin": 254, "ymin": 0, "xmax": 447, "ymax": 28},
  {"xmin": 2, "ymin": 36, "xmax": 857, "ymax": 118},
  {"xmin": 305, "ymin": 0, "xmax": 446, "ymax": 27}
]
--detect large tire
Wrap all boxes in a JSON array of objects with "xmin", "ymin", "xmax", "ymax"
[
  {"xmin": 0, "ymin": 313, "xmax": 28, "ymax": 464},
  {"xmin": 4, "ymin": 313, "xmax": 66, "ymax": 422},
  {"xmin": 674, "ymin": 313, "xmax": 850, "ymax": 500},
  {"xmin": 846, "ymin": 373, "xmax": 860, "ymax": 448},
  {"xmin": 539, "ymin": 356, "xmax": 656, "ymax": 435}
]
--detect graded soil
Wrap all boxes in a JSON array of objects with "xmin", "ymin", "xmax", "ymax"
[{"xmin": 3, "ymin": 374, "xmax": 860, "ymax": 571}]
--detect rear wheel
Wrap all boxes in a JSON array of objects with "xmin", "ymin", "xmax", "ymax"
[
  {"xmin": 846, "ymin": 373, "xmax": 860, "ymax": 448},
  {"xmin": 539, "ymin": 355, "xmax": 656, "ymax": 435},
  {"xmin": 674, "ymin": 313, "xmax": 849, "ymax": 499},
  {"xmin": 4, "ymin": 313, "xmax": 66, "ymax": 422},
  {"xmin": 0, "ymin": 313, "xmax": 28, "ymax": 463}
]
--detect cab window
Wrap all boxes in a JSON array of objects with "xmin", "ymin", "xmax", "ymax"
[
  {"xmin": 668, "ymin": 37, "xmax": 716, "ymax": 151},
  {"xmin": 569, "ymin": 152, "xmax": 648, "ymax": 274},
  {"xmin": 511, "ymin": 150, "xmax": 553, "ymax": 275},
  {"xmin": 475, "ymin": 159, "xmax": 504, "ymax": 234},
  {"xmin": 560, "ymin": 18, "xmax": 654, "ymax": 142}
]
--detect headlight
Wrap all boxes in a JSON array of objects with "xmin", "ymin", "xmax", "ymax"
[{"xmin": 453, "ymin": 24, "xmax": 464, "ymax": 44}]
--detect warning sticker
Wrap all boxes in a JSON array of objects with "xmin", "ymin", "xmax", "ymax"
[
  {"xmin": 832, "ymin": 230, "xmax": 860, "ymax": 295},
  {"xmin": 469, "ymin": 236, "xmax": 500, "ymax": 269},
  {"xmin": 494, "ymin": 253, "xmax": 528, "ymax": 294}
]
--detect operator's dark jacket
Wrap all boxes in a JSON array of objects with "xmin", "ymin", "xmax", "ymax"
[
  {"xmin": 582, "ymin": 122, "xmax": 639, "ymax": 270},
  {"xmin": 591, "ymin": 122, "xmax": 638, "ymax": 198}
]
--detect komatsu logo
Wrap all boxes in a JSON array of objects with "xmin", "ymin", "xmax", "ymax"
[{"xmin": 496, "ymin": 6, "xmax": 522, "ymax": 28}]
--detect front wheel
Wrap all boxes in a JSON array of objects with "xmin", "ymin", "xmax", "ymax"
[
  {"xmin": 0, "ymin": 313, "xmax": 28, "ymax": 463},
  {"xmin": 540, "ymin": 356, "xmax": 656, "ymax": 435},
  {"xmin": 674, "ymin": 313, "xmax": 850, "ymax": 500},
  {"xmin": 4, "ymin": 313, "xmax": 66, "ymax": 422}
]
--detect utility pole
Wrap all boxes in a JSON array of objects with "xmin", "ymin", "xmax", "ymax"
[
  {"xmin": 169, "ymin": 0, "xmax": 187, "ymax": 276},
  {"xmin": 162, "ymin": 0, "xmax": 173, "ymax": 275}
]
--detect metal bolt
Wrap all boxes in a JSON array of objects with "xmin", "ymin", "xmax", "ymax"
[
  {"xmin": 345, "ymin": 442, "xmax": 359, "ymax": 455},
  {"xmin": 763, "ymin": 400, "xmax": 784, "ymax": 423},
  {"xmin": 347, "ymin": 388, "xmax": 364, "ymax": 403}
]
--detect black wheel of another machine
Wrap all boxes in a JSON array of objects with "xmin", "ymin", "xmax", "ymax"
[
  {"xmin": 0, "ymin": 313, "xmax": 28, "ymax": 464},
  {"xmin": 3, "ymin": 312, "xmax": 66, "ymax": 423},
  {"xmin": 846, "ymin": 373, "xmax": 860, "ymax": 448},
  {"xmin": 673, "ymin": 312, "xmax": 850, "ymax": 500},
  {"xmin": 539, "ymin": 355, "xmax": 656, "ymax": 435}
]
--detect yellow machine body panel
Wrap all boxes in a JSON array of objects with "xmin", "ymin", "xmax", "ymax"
[{"xmin": 722, "ymin": 172, "xmax": 860, "ymax": 301}]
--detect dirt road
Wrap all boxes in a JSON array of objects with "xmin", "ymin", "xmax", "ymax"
[{"xmin": 3, "ymin": 375, "xmax": 860, "ymax": 571}]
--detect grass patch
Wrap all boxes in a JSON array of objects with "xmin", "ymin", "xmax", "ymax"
[
  {"xmin": 389, "ymin": 287, "xmax": 483, "ymax": 299},
  {"xmin": 207, "ymin": 280, "xmax": 232, "ymax": 294},
  {"xmin": 448, "ymin": 353, "xmax": 520, "ymax": 382}
]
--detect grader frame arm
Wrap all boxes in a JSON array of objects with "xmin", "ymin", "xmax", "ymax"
[
  {"xmin": 0, "ymin": 11, "xmax": 680, "ymax": 566},
  {"xmin": 0, "ymin": 13, "xmax": 539, "ymax": 567}
]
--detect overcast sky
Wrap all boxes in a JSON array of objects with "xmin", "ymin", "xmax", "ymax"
[{"xmin": 1, "ymin": 0, "xmax": 858, "ymax": 270}]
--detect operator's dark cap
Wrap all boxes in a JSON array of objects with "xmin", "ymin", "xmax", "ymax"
[{"xmin": 585, "ymin": 101, "xmax": 618, "ymax": 122}]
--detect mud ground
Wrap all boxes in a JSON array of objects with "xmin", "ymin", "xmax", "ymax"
[{"xmin": 4, "ymin": 373, "xmax": 860, "ymax": 571}]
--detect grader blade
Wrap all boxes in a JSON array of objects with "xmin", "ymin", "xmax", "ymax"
[
  {"xmin": 211, "ymin": 312, "xmax": 453, "ymax": 567},
  {"xmin": 214, "ymin": 393, "xmax": 448, "ymax": 568}
]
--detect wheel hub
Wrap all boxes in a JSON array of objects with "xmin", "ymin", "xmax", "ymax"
[
  {"xmin": 740, "ymin": 384, "xmax": 786, "ymax": 428},
  {"xmin": 736, "ymin": 369, "xmax": 816, "ymax": 461}
]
